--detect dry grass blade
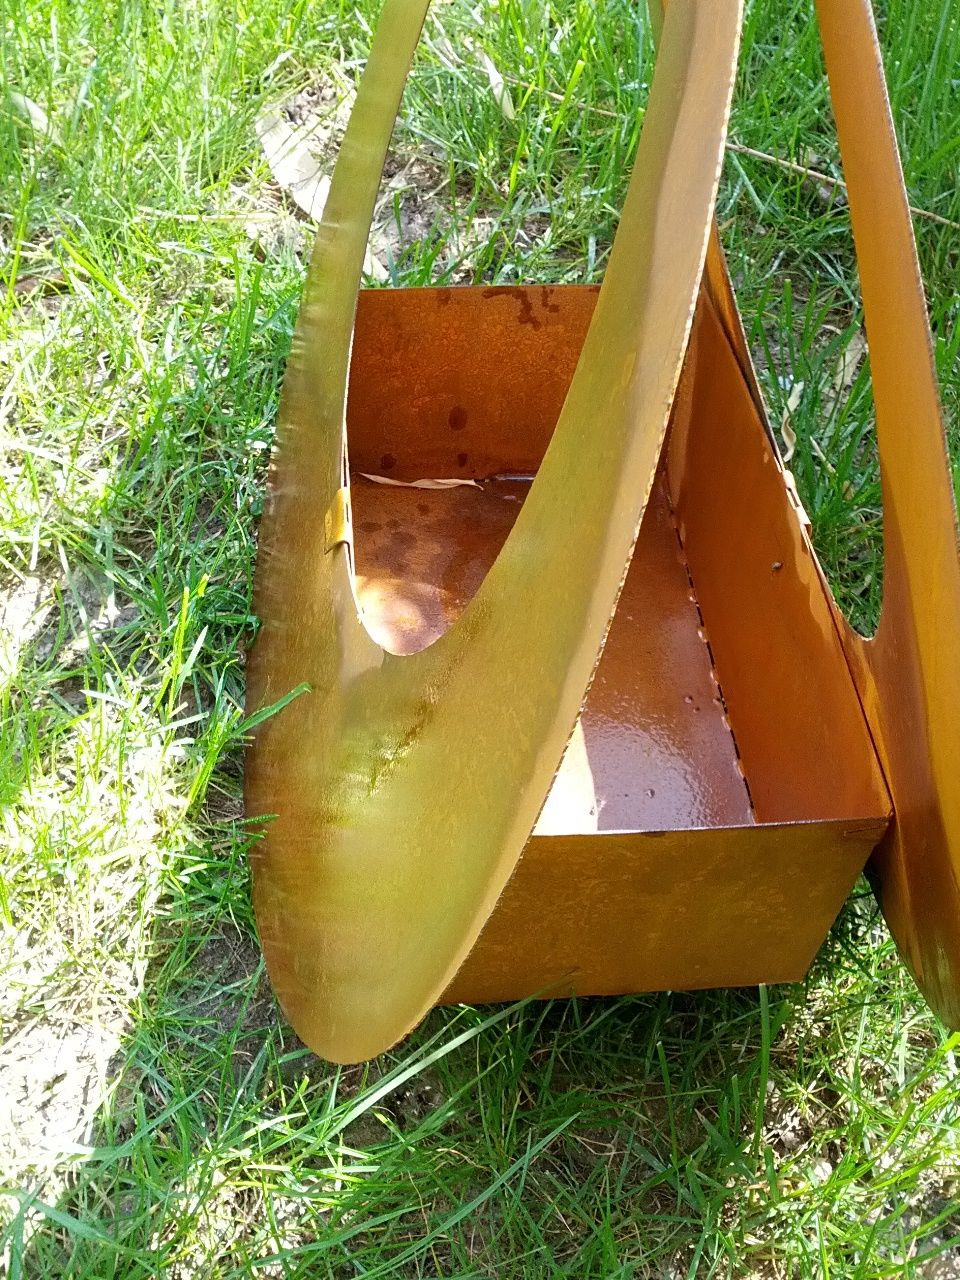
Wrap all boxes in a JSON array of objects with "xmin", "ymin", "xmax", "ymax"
[
  {"xmin": 357, "ymin": 473, "xmax": 481, "ymax": 489},
  {"xmin": 780, "ymin": 381, "xmax": 804, "ymax": 463},
  {"xmin": 255, "ymin": 109, "xmax": 331, "ymax": 221}
]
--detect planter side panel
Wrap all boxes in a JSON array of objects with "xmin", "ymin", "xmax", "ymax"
[{"xmin": 443, "ymin": 820, "xmax": 885, "ymax": 1004}]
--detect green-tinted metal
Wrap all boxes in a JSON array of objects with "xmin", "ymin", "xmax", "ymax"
[{"xmin": 245, "ymin": 0, "xmax": 743, "ymax": 1063}]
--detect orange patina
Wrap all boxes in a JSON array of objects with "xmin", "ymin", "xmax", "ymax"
[{"xmin": 245, "ymin": 0, "xmax": 960, "ymax": 1063}]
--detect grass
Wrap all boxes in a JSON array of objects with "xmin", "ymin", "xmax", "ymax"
[{"xmin": 1, "ymin": 0, "xmax": 959, "ymax": 1274}]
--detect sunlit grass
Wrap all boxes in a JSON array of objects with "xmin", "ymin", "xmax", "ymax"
[{"xmin": 2, "ymin": 0, "xmax": 959, "ymax": 1274}]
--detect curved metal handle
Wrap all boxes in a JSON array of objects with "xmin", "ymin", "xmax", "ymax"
[
  {"xmin": 818, "ymin": 0, "xmax": 960, "ymax": 1025},
  {"xmin": 817, "ymin": 0, "xmax": 956, "ymax": 641},
  {"xmin": 247, "ymin": 0, "xmax": 743, "ymax": 1062}
]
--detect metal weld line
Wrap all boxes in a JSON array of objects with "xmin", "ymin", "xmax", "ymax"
[{"xmin": 666, "ymin": 488, "xmax": 758, "ymax": 819}]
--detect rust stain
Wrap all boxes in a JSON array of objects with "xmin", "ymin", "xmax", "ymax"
[{"xmin": 482, "ymin": 285, "xmax": 542, "ymax": 330}]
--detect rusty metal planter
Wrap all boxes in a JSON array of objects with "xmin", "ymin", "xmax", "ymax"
[{"xmin": 244, "ymin": 0, "xmax": 960, "ymax": 1063}]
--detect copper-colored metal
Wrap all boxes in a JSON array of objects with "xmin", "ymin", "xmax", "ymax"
[
  {"xmin": 666, "ymin": 294, "xmax": 890, "ymax": 825},
  {"xmin": 348, "ymin": 283, "xmax": 890, "ymax": 835},
  {"xmin": 348, "ymin": 284, "xmax": 599, "ymax": 481},
  {"xmin": 345, "ymin": 284, "xmax": 891, "ymax": 1012},
  {"xmin": 816, "ymin": 0, "xmax": 960, "ymax": 1025},
  {"xmin": 443, "ymin": 819, "xmax": 886, "ymax": 1006},
  {"xmin": 246, "ymin": 0, "xmax": 744, "ymax": 1063},
  {"xmin": 352, "ymin": 473, "xmax": 754, "ymax": 831},
  {"xmin": 246, "ymin": 0, "xmax": 959, "ymax": 1065}
]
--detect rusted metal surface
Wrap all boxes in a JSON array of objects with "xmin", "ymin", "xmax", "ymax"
[
  {"xmin": 349, "ymin": 283, "xmax": 891, "ymax": 833},
  {"xmin": 245, "ymin": 0, "xmax": 744, "ymax": 1063},
  {"xmin": 345, "ymin": 286, "xmax": 893, "ymax": 1012},
  {"xmin": 816, "ymin": 0, "xmax": 960, "ymax": 1025},
  {"xmin": 352, "ymin": 474, "xmax": 755, "ymax": 831},
  {"xmin": 443, "ymin": 819, "xmax": 886, "ymax": 1006},
  {"xmin": 348, "ymin": 285, "xmax": 599, "ymax": 481},
  {"xmin": 666, "ymin": 293, "xmax": 891, "ymax": 826},
  {"xmin": 246, "ymin": 0, "xmax": 957, "ymax": 1066}
]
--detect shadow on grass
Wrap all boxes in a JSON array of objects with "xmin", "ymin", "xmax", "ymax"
[{"xmin": 7, "ymin": 884, "xmax": 809, "ymax": 1280}]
